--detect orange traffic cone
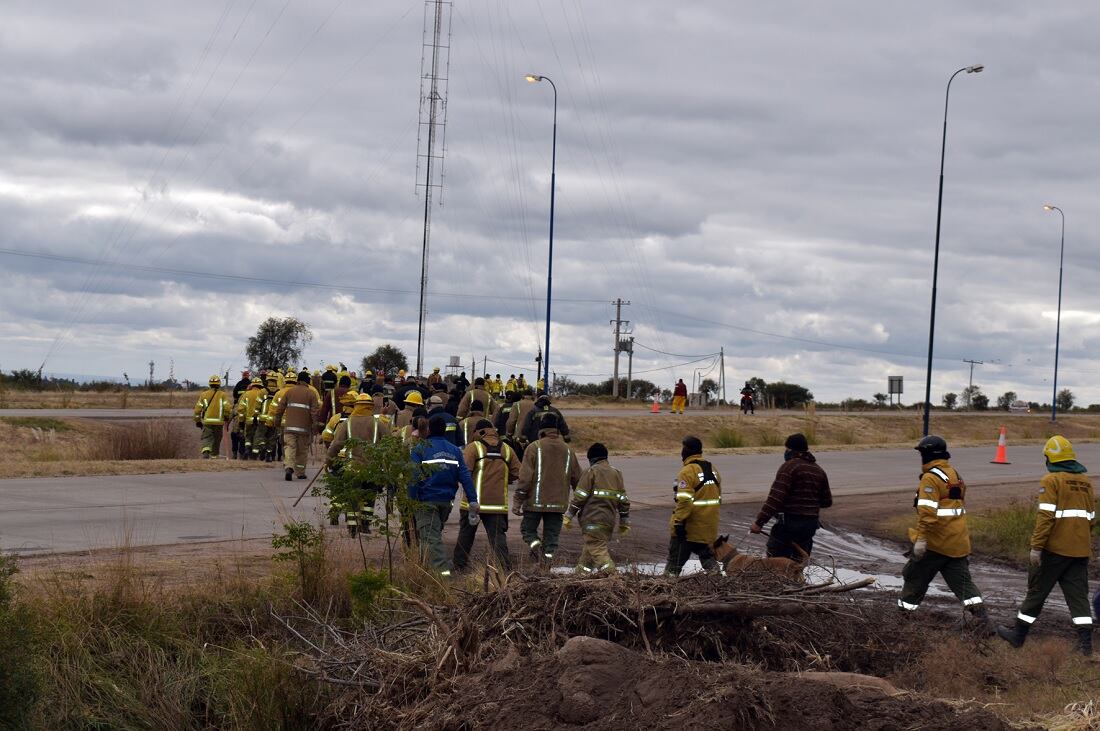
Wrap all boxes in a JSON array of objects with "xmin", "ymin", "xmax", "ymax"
[
  {"xmin": 651, "ymin": 394, "xmax": 661, "ymax": 414},
  {"xmin": 990, "ymin": 426, "xmax": 1011, "ymax": 464}
]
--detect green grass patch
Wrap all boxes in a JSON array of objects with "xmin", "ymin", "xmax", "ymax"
[
  {"xmin": 711, "ymin": 427, "xmax": 744, "ymax": 448},
  {"xmin": 756, "ymin": 428, "xmax": 783, "ymax": 447},
  {"xmin": 969, "ymin": 502, "xmax": 1036, "ymax": 562},
  {"xmin": 1, "ymin": 416, "xmax": 74, "ymax": 431}
]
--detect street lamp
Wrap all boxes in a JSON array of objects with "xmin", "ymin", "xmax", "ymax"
[
  {"xmin": 1044, "ymin": 204, "xmax": 1065, "ymax": 422},
  {"xmin": 525, "ymin": 72, "xmax": 557, "ymax": 395},
  {"xmin": 921, "ymin": 63, "xmax": 984, "ymax": 437}
]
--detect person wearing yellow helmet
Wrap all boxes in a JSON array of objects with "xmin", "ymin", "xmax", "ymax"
[
  {"xmin": 395, "ymin": 389, "xmax": 424, "ymax": 428},
  {"xmin": 193, "ymin": 375, "xmax": 233, "ymax": 458},
  {"xmin": 327, "ymin": 392, "xmax": 393, "ymax": 536},
  {"xmin": 255, "ymin": 373, "xmax": 281, "ymax": 462},
  {"xmin": 321, "ymin": 390, "xmax": 359, "ymax": 446},
  {"xmin": 235, "ymin": 377, "xmax": 267, "ymax": 459},
  {"xmin": 997, "ymin": 436, "xmax": 1096, "ymax": 655}
]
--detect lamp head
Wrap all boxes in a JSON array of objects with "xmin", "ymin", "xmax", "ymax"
[
  {"xmin": 524, "ymin": 74, "xmax": 542, "ymax": 83},
  {"xmin": 1044, "ymin": 205, "xmax": 1054, "ymax": 211},
  {"xmin": 966, "ymin": 64, "xmax": 984, "ymax": 73}
]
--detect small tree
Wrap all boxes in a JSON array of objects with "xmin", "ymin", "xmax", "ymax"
[
  {"xmin": 942, "ymin": 393, "xmax": 958, "ymax": 410},
  {"xmin": 996, "ymin": 391, "xmax": 1018, "ymax": 411},
  {"xmin": 873, "ymin": 393, "xmax": 888, "ymax": 407},
  {"xmin": 972, "ymin": 392, "xmax": 990, "ymax": 411},
  {"xmin": 1057, "ymin": 388, "xmax": 1075, "ymax": 412},
  {"xmin": 245, "ymin": 317, "xmax": 312, "ymax": 371},
  {"xmin": 960, "ymin": 385, "xmax": 982, "ymax": 410},
  {"xmin": 362, "ymin": 345, "xmax": 409, "ymax": 379},
  {"xmin": 766, "ymin": 381, "xmax": 814, "ymax": 409}
]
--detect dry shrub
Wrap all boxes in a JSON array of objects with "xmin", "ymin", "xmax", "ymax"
[
  {"xmin": 712, "ymin": 427, "xmax": 744, "ymax": 448},
  {"xmin": 88, "ymin": 421, "xmax": 190, "ymax": 461}
]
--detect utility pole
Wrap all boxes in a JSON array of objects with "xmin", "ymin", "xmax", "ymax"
[
  {"xmin": 148, "ymin": 360, "xmax": 155, "ymax": 388},
  {"xmin": 610, "ymin": 298, "xmax": 630, "ymax": 398},
  {"xmin": 413, "ymin": 0, "xmax": 453, "ymax": 377},
  {"xmin": 719, "ymin": 347, "xmax": 726, "ymax": 405},
  {"xmin": 962, "ymin": 358, "xmax": 983, "ymax": 408},
  {"xmin": 626, "ymin": 336, "xmax": 635, "ymax": 399}
]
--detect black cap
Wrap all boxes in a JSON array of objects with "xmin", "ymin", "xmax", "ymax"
[
  {"xmin": 681, "ymin": 435, "xmax": 703, "ymax": 456},
  {"xmin": 587, "ymin": 442, "xmax": 609, "ymax": 462},
  {"xmin": 470, "ymin": 399, "xmax": 484, "ymax": 412},
  {"xmin": 475, "ymin": 419, "xmax": 493, "ymax": 431},
  {"xmin": 784, "ymin": 433, "xmax": 809, "ymax": 452},
  {"xmin": 539, "ymin": 412, "xmax": 560, "ymax": 431},
  {"xmin": 428, "ymin": 415, "xmax": 447, "ymax": 437}
]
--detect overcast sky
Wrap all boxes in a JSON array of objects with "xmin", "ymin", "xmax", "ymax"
[{"xmin": 3, "ymin": 1, "xmax": 1100, "ymax": 404}]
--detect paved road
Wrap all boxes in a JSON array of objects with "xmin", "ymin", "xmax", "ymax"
[{"xmin": 0, "ymin": 442, "xmax": 1085, "ymax": 555}]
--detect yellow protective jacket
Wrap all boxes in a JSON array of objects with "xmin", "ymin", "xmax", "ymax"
[
  {"xmin": 327, "ymin": 408, "xmax": 393, "ymax": 460},
  {"xmin": 321, "ymin": 412, "xmax": 349, "ymax": 445},
  {"xmin": 1032, "ymin": 470, "xmax": 1096, "ymax": 558},
  {"xmin": 461, "ymin": 429, "xmax": 521, "ymax": 513},
  {"xmin": 908, "ymin": 459, "xmax": 970, "ymax": 558},
  {"xmin": 194, "ymin": 388, "xmax": 233, "ymax": 426},
  {"xmin": 459, "ymin": 412, "xmax": 487, "ymax": 446},
  {"xmin": 568, "ymin": 460, "xmax": 630, "ymax": 531},
  {"xmin": 515, "ymin": 430, "xmax": 582, "ymax": 513},
  {"xmin": 668, "ymin": 455, "xmax": 722, "ymax": 543},
  {"xmin": 236, "ymin": 386, "xmax": 267, "ymax": 425},
  {"xmin": 507, "ymin": 397, "xmax": 535, "ymax": 440},
  {"xmin": 257, "ymin": 390, "xmax": 278, "ymax": 426}
]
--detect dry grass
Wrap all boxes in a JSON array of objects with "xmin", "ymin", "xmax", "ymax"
[
  {"xmin": 567, "ymin": 412, "xmax": 1100, "ymax": 455},
  {"xmin": 0, "ymin": 389, "xmax": 190, "ymax": 409},
  {"xmin": 0, "ymin": 417, "xmax": 268, "ymax": 478}
]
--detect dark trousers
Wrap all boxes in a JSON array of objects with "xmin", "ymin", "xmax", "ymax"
[
  {"xmin": 665, "ymin": 536, "xmax": 718, "ymax": 576},
  {"xmin": 1018, "ymin": 552, "xmax": 1092, "ymax": 627},
  {"xmin": 898, "ymin": 550, "xmax": 983, "ymax": 611},
  {"xmin": 453, "ymin": 512, "xmax": 511, "ymax": 570},
  {"xmin": 766, "ymin": 514, "xmax": 819, "ymax": 561},
  {"xmin": 230, "ymin": 430, "xmax": 243, "ymax": 457},
  {"xmin": 520, "ymin": 511, "xmax": 563, "ymax": 558}
]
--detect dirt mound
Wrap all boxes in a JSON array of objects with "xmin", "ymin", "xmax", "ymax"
[{"xmin": 402, "ymin": 636, "xmax": 1017, "ymax": 731}]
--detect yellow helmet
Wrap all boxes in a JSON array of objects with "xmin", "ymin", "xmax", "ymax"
[
  {"xmin": 355, "ymin": 392, "xmax": 374, "ymax": 405},
  {"xmin": 285, "ymin": 371, "xmax": 298, "ymax": 384},
  {"xmin": 250, "ymin": 377, "xmax": 263, "ymax": 386},
  {"xmin": 1043, "ymin": 435, "xmax": 1076, "ymax": 463},
  {"xmin": 433, "ymin": 367, "xmax": 440, "ymax": 373},
  {"xmin": 398, "ymin": 369, "xmax": 406, "ymax": 377},
  {"xmin": 326, "ymin": 364, "xmax": 337, "ymax": 372},
  {"xmin": 404, "ymin": 391, "xmax": 424, "ymax": 406},
  {"xmin": 339, "ymin": 391, "xmax": 359, "ymax": 405},
  {"xmin": 365, "ymin": 369, "xmax": 374, "ymax": 377},
  {"xmin": 312, "ymin": 369, "xmax": 320, "ymax": 376},
  {"xmin": 208, "ymin": 375, "xmax": 222, "ymax": 387}
]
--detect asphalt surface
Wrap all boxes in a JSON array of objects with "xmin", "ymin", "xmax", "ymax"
[{"xmin": 1, "ymin": 442, "xmax": 1087, "ymax": 555}]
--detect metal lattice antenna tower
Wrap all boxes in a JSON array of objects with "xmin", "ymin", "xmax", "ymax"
[{"xmin": 414, "ymin": 0, "xmax": 453, "ymax": 378}]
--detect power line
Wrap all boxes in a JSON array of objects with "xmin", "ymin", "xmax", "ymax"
[{"xmin": 632, "ymin": 341, "xmax": 718, "ymax": 359}]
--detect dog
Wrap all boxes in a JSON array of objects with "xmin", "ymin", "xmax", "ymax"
[{"xmin": 712, "ymin": 534, "xmax": 805, "ymax": 582}]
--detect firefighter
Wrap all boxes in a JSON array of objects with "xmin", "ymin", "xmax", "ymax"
[
  {"xmin": 193, "ymin": 375, "xmax": 233, "ymax": 458},
  {"xmin": 665, "ymin": 436, "xmax": 721, "ymax": 575},
  {"xmin": 395, "ymin": 389, "xmax": 424, "ymax": 429},
  {"xmin": 254, "ymin": 373, "xmax": 280, "ymax": 461},
  {"xmin": 519, "ymin": 393, "xmax": 569, "ymax": 445},
  {"xmin": 319, "ymin": 372, "xmax": 352, "ymax": 431},
  {"xmin": 427, "ymin": 394, "xmax": 460, "ymax": 446},
  {"xmin": 997, "ymin": 436, "xmax": 1096, "ymax": 655},
  {"xmin": 516, "ymin": 373, "xmax": 528, "ymax": 392},
  {"xmin": 897, "ymin": 436, "xmax": 992, "ymax": 629},
  {"xmin": 491, "ymin": 374, "xmax": 504, "ymax": 397},
  {"xmin": 494, "ymin": 390, "xmax": 519, "ymax": 437},
  {"xmin": 428, "ymin": 367, "xmax": 443, "ymax": 387},
  {"xmin": 457, "ymin": 377, "xmax": 493, "ymax": 418},
  {"xmin": 459, "ymin": 399, "xmax": 488, "ymax": 446},
  {"xmin": 671, "ymin": 379, "xmax": 688, "ymax": 415},
  {"xmin": 507, "ymin": 389, "xmax": 536, "ymax": 446},
  {"xmin": 505, "ymin": 374, "xmax": 518, "ymax": 393},
  {"xmin": 564, "ymin": 443, "xmax": 630, "ymax": 574},
  {"xmin": 273, "ymin": 371, "xmax": 320, "ymax": 481},
  {"xmin": 410, "ymin": 415, "xmax": 478, "ymax": 577},
  {"xmin": 513, "ymin": 413, "xmax": 582, "ymax": 563},
  {"xmin": 750, "ymin": 433, "xmax": 833, "ymax": 561},
  {"xmin": 453, "ymin": 419, "xmax": 521, "ymax": 572},
  {"xmin": 327, "ymin": 392, "xmax": 390, "ymax": 535},
  {"xmin": 235, "ymin": 377, "xmax": 266, "ymax": 460},
  {"xmin": 321, "ymin": 391, "xmax": 358, "ymax": 448},
  {"xmin": 230, "ymin": 370, "xmax": 252, "ymax": 458}
]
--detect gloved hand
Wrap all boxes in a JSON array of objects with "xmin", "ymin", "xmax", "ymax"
[
  {"xmin": 674, "ymin": 522, "xmax": 687, "ymax": 541},
  {"xmin": 562, "ymin": 513, "xmax": 573, "ymax": 529},
  {"xmin": 618, "ymin": 523, "xmax": 630, "ymax": 535},
  {"xmin": 749, "ymin": 522, "xmax": 763, "ymax": 534},
  {"xmin": 467, "ymin": 504, "xmax": 481, "ymax": 527},
  {"xmin": 195, "ymin": 421, "xmax": 202, "ymax": 429},
  {"xmin": 1029, "ymin": 548, "xmax": 1042, "ymax": 567},
  {"xmin": 511, "ymin": 500, "xmax": 524, "ymax": 517},
  {"xmin": 912, "ymin": 538, "xmax": 927, "ymax": 560}
]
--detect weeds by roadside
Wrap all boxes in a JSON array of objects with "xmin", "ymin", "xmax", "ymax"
[{"xmin": 711, "ymin": 427, "xmax": 743, "ymax": 448}]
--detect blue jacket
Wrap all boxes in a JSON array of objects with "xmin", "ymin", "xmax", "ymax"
[{"xmin": 410, "ymin": 436, "xmax": 477, "ymax": 504}]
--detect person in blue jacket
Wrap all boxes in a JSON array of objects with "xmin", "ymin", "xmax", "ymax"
[{"xmin": 410, "ymin": 415, "xmax": 479, "ymax": 577}]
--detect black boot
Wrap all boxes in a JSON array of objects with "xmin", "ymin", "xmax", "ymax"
[
  {"xmin": 284, "ymin": 467, "xmax": 293, "ymax": 482},
  {"xmin": 967, "ymin": 606, "xmax": 996, "ymax": 636},
  {"xmin": 995, "ymin": 619, "xmax": 1030, "ymax": 648},
  {"xmin": 1076, "ymin": 627, "xmax": 1093, "ymax": 656}
]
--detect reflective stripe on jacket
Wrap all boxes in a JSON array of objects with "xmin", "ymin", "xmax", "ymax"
[
  {"xmin": 515, "ymin": 430, "xmax": 582, "ymax": 513},
  {"xmin": 568, "ymin": 460, "xmax": 629, "ymax": 530},
  {"xmin": 194, "ymin": 389, "xmax": 232, "ymax": 425},
  {"xmin": 461, "ymin": 437, "xmax": 521, "ymax": 512},
  {"xmin": 668, "ymin": 455, "xmax": 722, "ymax": 543}
]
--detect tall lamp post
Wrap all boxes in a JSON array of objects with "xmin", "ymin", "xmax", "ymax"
[
  {"xmin": 525, "ymin": 73, "xmax": 557, "ymax": 395},
  {"xmin": 1044, "ymin": 205, "xmax": 1065, "ymax": 422},
  {"xmin": 922, "ymin": 63, "xmax": 984, "ymax": 437}
]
